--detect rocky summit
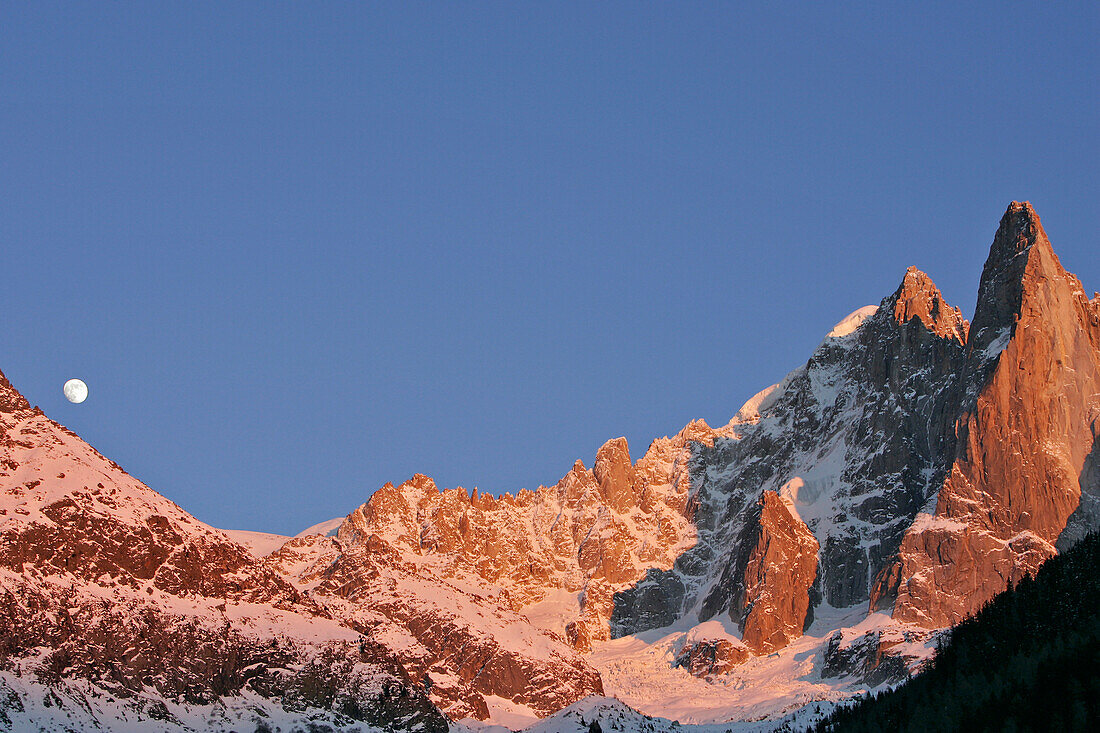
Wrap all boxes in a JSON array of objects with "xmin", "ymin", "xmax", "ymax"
[{"xmin": 1, "ymin": 202, "xmax": 1096, "ymax": 731}]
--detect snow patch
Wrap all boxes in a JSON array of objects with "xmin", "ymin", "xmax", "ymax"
[
  {"xmin": 220, "ymin": 528, "xmax": 291, "ymax": 557},
  {"xmin": 521, "ymin": 588, "xmax": 582, "ymax": 637},
  {"xmin": 826, "ymin": 305, "xmax": 879, "ymax": 338},
  {"xmin": 982, "ymin": 326, "xmax": 1012, "ymax": 361},
  {"xmin": 734, "ymin": 384, "xmax": 779, "ymax": 423},
  {"xmin": 296, "ymin": 516, "xmax": 344, "ymax": 537},
  {"xmin": 483, "ymin": 695, "xmax": 541, "ymax": 730},
  {"xmin": 907, "ymin": 512, "xmax": 968, "ymax": 534}
]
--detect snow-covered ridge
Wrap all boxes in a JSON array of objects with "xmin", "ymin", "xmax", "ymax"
[
  {"xmin": 826, "ymin": 305, "xmax": 879, "ymax": 338},
  {"xmin": 0, "ymin": 371, "xmax": 447, "ymax": 732},
  {"xmin": 296, "ymin": 515, "xmax": 344, "ymax": 537},
  {"xmin": 220, "ymin": 528, "xmax": 292, "ymax": 557}
]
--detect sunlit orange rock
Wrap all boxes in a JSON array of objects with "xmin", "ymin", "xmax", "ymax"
[
  {"xmin": 876, "ymin": 202, "xmax": 1100, "ymax": 627},
  {"xmin": 738, "ymin": 492, "xmax": 820, "ymax": 654}
]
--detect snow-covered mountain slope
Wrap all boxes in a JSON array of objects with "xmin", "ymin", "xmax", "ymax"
[
  {"xmin": 263, "ymin": 527, "xmax": 605, "ymax": 721},
  {"xmin": 296, "ymin": 516, "xmax": 344, "ymax": 538},
  {"xmin": 3, "ymin": 201, "xmax": 1095, "ymax": 731},
  {"xmin": 0, "ymin": 371, "xmax": 447, "ymax": 732},
  {"xmin": 509, "ymin": 695, "xmax": 805, "ymax": 733},
  {"xmin": 221, "ymin": 528, "xmax": 292, "ymax": 557}
]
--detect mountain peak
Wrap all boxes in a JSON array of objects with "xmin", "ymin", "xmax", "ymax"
[
  {"xmin": 0, "ymin": 368, "xmax": 32, "ymax": 415},
  {"xmin": 884, "ymin": 202, "xmax": 1100, "ymax": 628},
  {"xmin": 968, "ymin": 201, "xmax": 1062, "ymax": 358},
  {"xmin": 989, "ymin": 201, "xmax": 1047, "ymax": 265},
  {"xmin": 593, "ymin": 437, "xmax": 637, "ymax": 512},
  {"xmin": 890, "ymin": 266, "xmax": 968, "ymax": 342}
]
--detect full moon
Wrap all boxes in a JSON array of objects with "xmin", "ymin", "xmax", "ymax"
[{"xmin": 63, "ymin": 378, "xmax": 88, "ymax": 404}]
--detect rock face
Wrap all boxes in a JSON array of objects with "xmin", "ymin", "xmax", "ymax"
[
  {"xmin": 821, "ymin": 627, "xmax": 933, "ymax": 686},
  {"xmin": 892, "ymin": 266, "xmax": 970, "ymax": 342},
  {"xmin": 737, "ymin": 492, "xmax": 820, "ymax": 654},
  {"xmin": 264, "ymin": 529, "xmax": 604, "ymax": 721},
  {"xmin": 674, "ymin": 639, "xmax": 750, "ymax": 677},
  {"xmin": 874, "ymin": 202, "xmax": 1100, "ymax": 627},
  {"xmin": 593, "ymin": 437, "xmax": 637, "ymax": 513}
]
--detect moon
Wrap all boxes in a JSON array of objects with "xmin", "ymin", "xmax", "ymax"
[{"xmin": 63, "ymin": 378, "xmax": 88, "ymax": 404}]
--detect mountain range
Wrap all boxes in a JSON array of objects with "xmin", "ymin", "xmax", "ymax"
[{"xmin": 1, "ymin": 201, "xmax": 1096, "ymax": 731}]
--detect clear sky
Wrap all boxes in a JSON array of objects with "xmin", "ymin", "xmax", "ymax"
[{"xmin": 2, "ymin": 2, "xmax": 1097, "ymax": 535}]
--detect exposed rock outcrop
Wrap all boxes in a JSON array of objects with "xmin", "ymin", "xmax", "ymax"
[
  {"xmin": 893, "ymin": 266, "xmax": 970, "ymax": 343},
  {"xmin": 876, "ymin": 202, "xmax": 1100, "ymax": 627},
  {"xmin": 593, "ymin": 436, "xmax": 638, "ymax": 513},
  {"xmin": 738, "ymin": 492, "xmax": 820, "ymax": 654},
  {"xmin": 674, "ymin": 639, "xmax": 750, "ymax": 677},
  {"xmin": 821, "ymin": 628, "xmax": 933, "ymax": 686}
]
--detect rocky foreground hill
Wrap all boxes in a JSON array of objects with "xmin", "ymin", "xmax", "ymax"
[{"xmin": 0, "ymin": 202, "xmax": 1096, "ymax": 731}]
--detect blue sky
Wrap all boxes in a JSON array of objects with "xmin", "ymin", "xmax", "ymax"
[{"xmin": 2, "ymin": 2, "xmax": 1097, "ymax": 534}]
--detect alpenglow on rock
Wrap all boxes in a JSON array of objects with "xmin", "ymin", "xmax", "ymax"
[
  {"xmin": 872, "ymin": 201, "xmax": 1100, "ymax": 627},
  {"xmin": 0, "ymin": 368, "xmax": 448, "ymax": 731}
]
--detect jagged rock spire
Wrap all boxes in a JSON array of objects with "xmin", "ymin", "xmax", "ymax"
[
  {"xmin": 889, "ymin": 266, "xmax": 969, "ymax": 343},
  {"xmin": 969, "ymin": 201, "xmax": 1054, "ymax": 354},
  {"xmin": 0, "ymin": 367, "xmax": 32, "ymax": 414},
  {"xmin": 989, "ymin": 201, "xmax": 1045, "ymax": 262},
  {"xmin": 881, "ymin": 201, "xmax": 1100, "ymax": 628}
]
